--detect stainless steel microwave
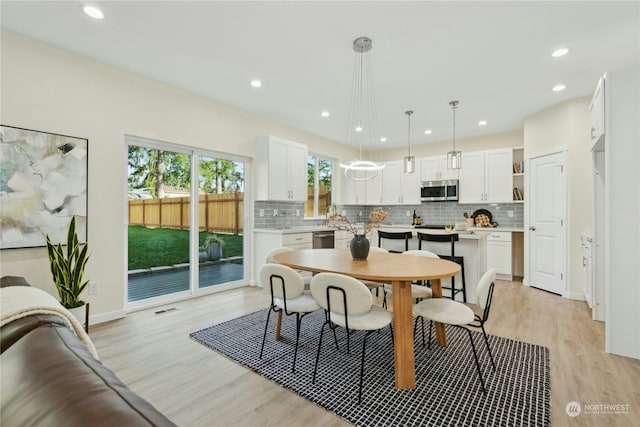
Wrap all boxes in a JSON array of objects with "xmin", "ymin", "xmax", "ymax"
[{"xmin": 420, "ymin": 179, "xmax": 459, "ymax": 201}]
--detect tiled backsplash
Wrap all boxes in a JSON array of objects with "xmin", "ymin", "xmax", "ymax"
[{"xmin": 254, "ymin": 200, "xmax": 524, "ymax": 229}]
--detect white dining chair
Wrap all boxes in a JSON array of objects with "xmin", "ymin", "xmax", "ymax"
[
  {"xmin": 413, "ymin": 268, "xmax": 498, "ymax": 394},
  {"xmin": 310, "ymin": 272, "xmax": 394, "ymax": 403},
  {"xmin": 265, "ymin": 247, "xmax": 312, "ymax": 288},
  {"xmin": 259, "ymin": 263, "xmax": 321, "ymax": 372},
  {"xmin": 359, "ymin": 246, "xmax": 387, "ymax": 298}
]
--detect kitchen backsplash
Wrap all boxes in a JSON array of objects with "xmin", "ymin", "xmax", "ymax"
[{"xmin": 254, "ymin": 200, "xmax": 524, "ymax": 229}]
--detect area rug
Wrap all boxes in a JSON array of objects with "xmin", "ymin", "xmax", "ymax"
[{"xmin": 190, "ymin": 309, "xmax": 550, "ymax": 427}]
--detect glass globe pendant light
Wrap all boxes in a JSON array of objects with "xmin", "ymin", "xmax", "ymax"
[{"xmin": 403, "ymin": 110, "xmax": 415, "ymax": 173}]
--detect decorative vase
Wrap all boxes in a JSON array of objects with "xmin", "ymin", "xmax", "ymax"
[{"xmin": 350, "ymin": 234, "xmax": 370, "ymax": 261}]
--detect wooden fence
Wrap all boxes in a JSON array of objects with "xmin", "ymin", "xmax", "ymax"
[{"xmin": 129, "ymin": 192, "xmax": 244, "ymax": 234}]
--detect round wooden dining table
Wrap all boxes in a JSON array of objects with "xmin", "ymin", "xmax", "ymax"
[{"xmin": 273, "ymin": 248, "xmax": 460, "ymax": 390}]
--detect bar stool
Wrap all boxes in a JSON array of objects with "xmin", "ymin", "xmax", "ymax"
[
  {"xmin": 378, "ymin": 231, "xmax": 412, "ymax": 253},
  {"xmin": 416, "ymin": 232, "xmax": 467, "ymax": 302}
]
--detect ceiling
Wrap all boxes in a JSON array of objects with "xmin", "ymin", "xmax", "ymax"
[{"xmin": 1, "ymin": 1, "xmax": 638, "ymax": 149}]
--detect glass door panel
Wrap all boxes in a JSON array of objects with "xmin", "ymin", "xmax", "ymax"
[
  {"xmin": 127, "ymin": 145, "xmax": 192, "ymax": 302},
  {"xmin": 197, "ymin": 156, "xmax": 245, "ymax": 289}
]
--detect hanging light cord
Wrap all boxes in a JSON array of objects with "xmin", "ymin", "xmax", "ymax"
[
  {"xmin": 450, "ymin": 100, "xmax": 458, "ymax": 151},
  {"xmin": 406, "ymin": 110, "xmax": 413, "ymax": 156}
]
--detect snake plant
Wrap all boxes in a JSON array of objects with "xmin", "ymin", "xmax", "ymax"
[{"xmin": 45, "ymin": 216, "xmax": 90, "ymax": 309}]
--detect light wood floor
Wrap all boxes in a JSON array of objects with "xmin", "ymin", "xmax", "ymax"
[{"xmin": 90, "ymin": 280, "xmax": 640, "ymax": 426}]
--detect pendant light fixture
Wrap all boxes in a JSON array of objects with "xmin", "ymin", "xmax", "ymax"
[
  {"xmin": 447, "ymin": 100, "xmax": 461, "ymax": 170},
  {"xmin": 339, "ymin": 36, "xmax": 385, "ymax": 181},
  {"xmin": 403, "ymin": 110, "xmax": 415, "ymax": 174}
]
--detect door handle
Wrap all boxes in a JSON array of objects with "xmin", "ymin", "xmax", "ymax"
[{"xmin": 529, "ymin": 226, "xmax": 536, "ymax": 231}]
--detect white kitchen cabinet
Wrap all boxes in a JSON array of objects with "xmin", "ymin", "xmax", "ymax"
[
  {"xmin": 459, "ymin": 148, "xmax": 512, "ymax": 203},
  {"xmin": 420, "ymin": 155, "xmax": 458, "ymax": 181},
  {"xmin": 341, "ymin": 168, "xmax": 382, "ymax": 205},
  {"xmin": 381, "ymin": 160, "xmax": 421, "ymax": 205},
  {"xmin": 365, "ymin": 171, "xmax": 382, "ymax": 205},
  {"xmin": 253, "ymin": 230, "xmax": 313, "ymax": 285},
  {"xmin": 486, "ymin": 231, "xmax": 512, "ymax": 279},
  {"xmin": 589, "ymin": 76, "xmax": 605, "ymax": 151},
  {"xmin": 255, "ymin": 135, "xmax": 308, "ymax": 201}
]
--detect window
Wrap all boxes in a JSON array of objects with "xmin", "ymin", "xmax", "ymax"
[{"xmin": 306, "ymin": 154, "xmax": 333, "ymax": 217}]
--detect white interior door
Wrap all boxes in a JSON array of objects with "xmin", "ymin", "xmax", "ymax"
[{"xmin": 528, "ymin": 151, "xmax": 566, "ymax": 295}]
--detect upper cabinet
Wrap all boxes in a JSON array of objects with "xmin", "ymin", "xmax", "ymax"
[
  {"xmin": 255, "ymin": 135, "xmax": 308, "ymax": 201},
  {"xmin": 420, "ymin": 155, "xmax": 459, "ymax": 181},
  {"xmin": 589, "ymin": 76, "xmax": 605, "ymax": 151},
  {"xmin": 381, "ymin": 160, "xmax": 421, "ymax": 205},
  {"xmin": 459, "ymin": 148, "xmax": 513, "ymax": 203}
]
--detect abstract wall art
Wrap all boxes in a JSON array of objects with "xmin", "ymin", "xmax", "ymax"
[{"xmin": 1, "ymin": 125, "xmax": 88, "ymax": 249}]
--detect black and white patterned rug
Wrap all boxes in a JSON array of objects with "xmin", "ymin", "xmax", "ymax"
[{"xmin": 190, "ymin": 309, "xmax": 550, "ymax": 427}]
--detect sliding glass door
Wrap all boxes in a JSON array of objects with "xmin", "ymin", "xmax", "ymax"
[{"xmin": 126, "ymin": 137, "xmax": 246, "ymax": 305}]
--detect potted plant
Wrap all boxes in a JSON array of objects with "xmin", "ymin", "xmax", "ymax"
[
  {"xmin": 45, "ymin": 216, "xmax": 90, "ymax": 322},
  {"xmin": 201, "ymin": 234, "xmax": 223, "ymax": 261}
]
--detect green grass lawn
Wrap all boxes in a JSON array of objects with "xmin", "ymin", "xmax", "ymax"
[{"xmin": 128, "ymin": 226, "xmax": 243, "ymax": 270}]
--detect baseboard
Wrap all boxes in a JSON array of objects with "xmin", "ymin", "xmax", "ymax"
[
  {"xmin": 564, "ymin": 291, "xmax": 585, "ymax": 301},
  {"xmin": 89, "ymin": 309, "xmax": 126, "ymax": 326}
]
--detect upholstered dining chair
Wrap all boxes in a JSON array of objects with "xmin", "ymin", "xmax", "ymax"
[
  {"xmin": 417, "ymin": 232, "xmax": 467, "ymax": 302},
  {"xmin": 381, "ymin": 249, "xmax": 437, "ymax": 309},
  {"xmin": 360, "ymin": 246, "xmax": 387, "ymax": 299},
  {"xmin": 378, "ymin": 230, "xmax": 412, "ymax": 253},
  {"xmin": 413, "ymin": 268, "xmax": 498, "ymax": 394},
  {"xmin": 310, "ymin": 272, "xmax": 394, "ymax": 403},
  {"xmin": 265, "ymin": 247, "xmax": 312, "ymax": 288},
  {"xmin": 259, "ymin": 263, "xmax": 321, "ymax": 373}
]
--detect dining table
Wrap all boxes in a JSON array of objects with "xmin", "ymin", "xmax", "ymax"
[{"xmin": 273, "ymin": 247, "xmax": 460, "ymax": 390}]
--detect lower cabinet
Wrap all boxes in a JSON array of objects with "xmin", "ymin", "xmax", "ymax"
[{"xmin": 486, "ymin": 231, "xmax": 512, "ymax": 279}]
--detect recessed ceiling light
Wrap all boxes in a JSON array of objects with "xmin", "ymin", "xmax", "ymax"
[
  {"xmin": 424, "ymin": 129, "xmax": 432, "ymax": 135},
  {"xmin": 478, "ymin": 120, "xmax": 487, "ymax": 126},
  {"xmin": 552, "ymin": 84, "xmax": 566, "ymax": 92},
  {"xmin": 355, "ymin": 126, "xmax": 363, "ymax": 132},
  {"xmin": 380, "ymin": 137, "xmax": 387, "ymax": 142},
  {"xmin": 83, "ymin": 6, "xmax": 104, "ymax": 19},
  {"xmin": 321, "ymin": 111, "xmax": 330, "ymax": 117},
  {"xmin": 250, "ymin": 80, "xmax": 262, "ymax": 88},
  {"xmin": 551, "ymin": 47, "xmax": 570, "ymax": 58}
]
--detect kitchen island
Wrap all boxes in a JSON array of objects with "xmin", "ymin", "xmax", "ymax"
[{"xmin": 375, "ymin": 226, "xmax": 487, "ymax": 302}]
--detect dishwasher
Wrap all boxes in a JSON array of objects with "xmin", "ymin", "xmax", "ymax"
[{"xmin": 312, "ymin": 230, "xmax": 335, "ymax": 248}]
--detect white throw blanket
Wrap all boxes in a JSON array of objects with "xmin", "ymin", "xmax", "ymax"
[{"xmin": 0, "ymin": 286, "xmax": 99, "ymax": 359}]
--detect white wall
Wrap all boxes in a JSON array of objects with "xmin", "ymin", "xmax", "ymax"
[
  {"xmin": 523, "ymin": 97, "xmax": 593, "ymax": 298},
  {"xmin": 0, "ymin": 31, "xmax": 357, "ymax": 322}
]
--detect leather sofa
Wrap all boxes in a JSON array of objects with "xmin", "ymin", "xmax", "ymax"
[{"xmin": 1, "ymin": 276, "xmax": 176, "ymax": 427}]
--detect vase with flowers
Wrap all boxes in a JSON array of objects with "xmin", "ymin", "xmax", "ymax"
[{"xmin": 325, "ymin": 207, "xmax": 389, "ymax": 260}]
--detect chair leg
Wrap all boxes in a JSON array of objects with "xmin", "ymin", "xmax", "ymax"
[
  {"xmin": 292, "ymin": 312, "xmax": 301, "ymax": 373},
  {"xmin": 260, "ymin": 308, "xmax": 273, "ymax": 359},
  {"xmin": 427, "ymin": 320, "xmax": 433, "ymax": 349},
  {"xmin": 481, "ymin": 323, "xmax": 497, "ymax": 372},
  {"xmin": 463, "ymin": 327, "xmax": 487, "ymax": 394},
  {"xmin": 313, "ymin": 321, "xmax": 329, "ymax": 383},
  {"xmin": 359, "ymin": 331, "xmax": 374, "ymax": 404}
]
